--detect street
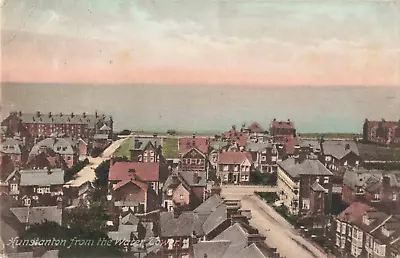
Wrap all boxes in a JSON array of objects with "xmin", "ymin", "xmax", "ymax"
[{"xmin": 221, "ymin": 187, "xmax": 330, "ymax": 258}]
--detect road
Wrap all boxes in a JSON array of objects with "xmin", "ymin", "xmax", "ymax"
[
  {"xmin": 65, "ymin": 137, "xmax": 130, "ymax": 187},
  {"xmin": 220, "ymin": 185, "xmax": 277, "ymax": 199},
  {"xmin": 221, "ymin": 187, "xmax": 329, "ymax": 258}
]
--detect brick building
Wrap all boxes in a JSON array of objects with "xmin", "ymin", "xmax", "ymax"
[
  {"xmin": 217, "ymin": 151, "xmax": 253, "ymax": 184},
  {"xmin": 363, "ymin": 119, "xmax": 400, "ymax": 145}
]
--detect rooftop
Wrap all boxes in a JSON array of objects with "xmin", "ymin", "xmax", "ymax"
[
  {"xmin": 322, "ymin": 140, "xmax": 359, "ymax": 159},
  {"xmin": 218, "ymin": 151, "xmax": 252, "ymax": 165},
  {"xmin": 109, "ymin": 161, "xmax": 159, "ymax": 182},
  {"xmin": 19, "ymin": 169, "xmax": 64, "ymax": 186},
  {"xmin": 10, "ymin": 206, "xmax": 62, "ymax": 225},
  {"xmin": 278, "ymin": 158, "xmax": 333, "ymax": 178}
]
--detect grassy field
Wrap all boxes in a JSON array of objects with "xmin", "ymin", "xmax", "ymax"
[
  {"xmin": 299, "ymin": 133, "xmax": 361, "ymax": 139},
  {"xmin": 162, "ymin": 138, "xmax": 179, "ymax": 159},
  {"xmin": 113, "ymin": 138, "xmax": 132, "ymax": 158}
]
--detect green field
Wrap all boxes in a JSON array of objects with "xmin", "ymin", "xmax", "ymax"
[
  {"xmin": 113, "ymin": 138, "xmax": 132, "ymax": 158},
  {"xmin": 162, "ymin": 138, "xmax": 179, "ymax": 159}
]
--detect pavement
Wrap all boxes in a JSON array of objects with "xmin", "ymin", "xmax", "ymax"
[
  {"xmin": 220, "ymin": 185, "xmax": 277, "ymax": 199},
  {"xmin": 65, "ymin": 137, "xmax": 130, "ymax": 187},
  {"xmin": 221, "ymin": 186, "xmax": 330, "ymax": 258}
]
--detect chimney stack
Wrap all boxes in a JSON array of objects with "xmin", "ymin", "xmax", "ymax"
[
  {"xmin": 48, "ymin": 112, "xmax": 52, "ymax": 118},
  {"xmin": 36, "ymin": 111, "xmax": 41, "ymax": 117}
]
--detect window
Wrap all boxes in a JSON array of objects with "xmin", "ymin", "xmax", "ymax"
[
  {"xmin": 149, "ymin": 151, "xmax": 154, "ymax": 157},
  {"xmin": 234, "ymin": 165, "xmax": 239, "ymax": 172},
  {"xmin": 241, "ymin": 175, "xmax": 246, "ymax": 182},
  {"xmin": 223, "ymin": 165, "xmax": 229, "ymax": 171},
  {"xmin": 302, "ymin": 198, "xmax": 310, "ymax": 210},
  {"xmin": 341, "ymin": 223, "xmax": 346, "ymax": 234},
  {"xmin": 336, "ymin": 235, "xmax": 340, "ymax": 246},
  {"xmin": 344, "ymin": 160, "xmax": 348, "ymax": 166},
  {"xmin": 167, "ymin": 188, "xmax": 172, "ymax": 196},
  {"xmin": 144, "ymin": 151, "xmax": 148, "ymax": 156},
  {"xmin": 261, "ymin": 155, "xmax": 267, "ymax": 161},
  {"xmin": 182, "ymin": 238, "xmax": 190, "ymax": 249},
  {"xmin": 10, "ymin": 184, "xmax": 18, "ymax": 191},
  {"xmin": 45, "ymin": 187, "xmax": 50, "ymax": 193},
  {"xmin": 324, "ymin": 177, "xmax": 329, "ymax": 184},
  {"xmin": 325, "ymin": 156, "xmax": 331, "ymax": 162},
  {"xmin": 24, "ymin": 198, "xmax": 31, "ymax": 206},
  {"xmin": 374, "ymin": 193, "xmax": 380, "ymax": 200},
  {"xmin": 37, "ymin": 188, "xmax": 44, "ymax": 194},
  {"xmin": 393, "ymin": 194, "xmax": 397, "ymax": 201},
  {"xmin": 179, "ymin": 194, "xmax": 184, "ymax": 200},
  {"xmin": 356, "ymin": 160, "xmax": 360, "ymax": 166},
  {"xmin": 315, "ymin": 177, "xmax": 320, "ymax": 183},
  {"xmin": 223, "ymin": 174, "xmax": 228, "ymax": 180},
  {"xmin": 271, "ymin": 156, "xmax": 277, "ymax": 162},
  {"xmin": 245, "ymin": 175, "xmax": 249, "ymax": 181},
  {"xmin": 150, "ymin": 157, "xmax": 154, "ymax": 162}
]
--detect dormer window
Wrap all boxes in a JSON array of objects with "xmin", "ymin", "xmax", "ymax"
[
  {"xmin": 363, "ymin": 214, "xmax": 372, "ymax": 225},
  {"xmin": 374, "ymin": 193, "xmax": 380, "ymax": 201},
  {"xmin": 167, "ymin": 189, "xmax": 173, "ymax": 196},
  {"xmin": 382, "ymin": 226, "xmax": 392, "ymax": 237}
]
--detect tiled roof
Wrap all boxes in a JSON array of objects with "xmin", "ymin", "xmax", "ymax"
[
  {"xmin": 109, "ymin": 161, "xmax": 159, "ymax": 182},
  {"xmin": 29, "ymin": 138, "xmax": 75, "ymax": 155},
  {"xmin": 271, "ymin": 120, "xmax": 295, "ymax": 129},
  {"xmin": 247, "ymin": 122, "xmax": 265, "ymax": 133},
  {"xmin": 10, "ymin": 206, "xmax": 62, "ymax": 225},
  {"xmin": 223, "ymin": 127, "xmax": 249, "ymax": 147},
  {"xmin": 310, "ymin": 181, "xmax": 326, "ymax": 192},
  {"xmin": 218, "ymin": 151, "xmax": 252, "ymax": 165},
  {"xmin": 278, "ymin": 158, "xmax": 333, "ymax": 178},
  {"xmin": 194, "ymin": 240, "xmax": 231, "ymax": 258},
  {"xmin": 322, "ymin": 140, "xmax": 359, "ymax": 159},
  {"xmin": 284, "ymin": 136, "xmax": 300, "ymax": 155},
  {"xmin": 113, "ymin": 179, "xmax": 148, "ymax": 191},
  {"xmin": 0, "ymin": 138, "xmax": 22, "ymax": 154},
  {"xmin": 337, "ymin": 202, "xmax": 374, "ymax": 223},
  {"xmin": 179, "ymin": 137, "xmax": 209, "ymax": 155},
  {"xmin": 194, "ymin": 194, "xmax": 224, "ymax": 214},
  {"xmin": 121, "ymin": 213, "xmax": 139, "ymax": 225},
  {"xmin": 19, "ymin": 169, "xmax": 64, "ymax": 186}
]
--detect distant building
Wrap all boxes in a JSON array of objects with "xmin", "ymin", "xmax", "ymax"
[
  {"xmin": 223, "ymin": 125, "xmax": 249, "ymax": 148},
  {"xmin": 217, "ymin": 151, "xmax": 253, "ymax": 184},
  {"xmin": 270, "ymin": 119, "xmax": 296, "ymax": 138},
  {"xmin": 363, "ymin": 119, "xmax": 400, "ymax": 145},
  {"xmin": 1, "ymin": 111, "xmax": 113, "ymax": 142},
  {"xmin": 321, "ymin": 140, "xmax": 361, "ymax": 172},
  {"xmin": 178, "ymin": 137, "xmax": 209, "ymax": 172},
  {"xmin": 245, "ymin": 142, "xmax": 280, "ymax": 173}
]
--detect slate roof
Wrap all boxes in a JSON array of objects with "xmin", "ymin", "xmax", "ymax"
[
  {"xmin": 337, "ymin": 202, "xmax": 374, "ymax": 223},
  {"xmin": 202, "ymin": 203, "xmax": 228, "ymax": 235},
  {"xmin": 29, "ymin": 138, "xmax": 75, "ymax": 155},
  {"xmin": 310, "ymin": 181, "xmax": 326, "ymax": 192},
  {"xmin": 179, "ymin": 170, "xmax": 207, "ymax": 187},
  {"xmin": 343, "ymin": 169, "xmax": 400, "ymax": 192},
  {"xmin": 213, "ymin": 223, "xmax": 249, "ymax": 258},
  {"xmin": 218, "ymin": 151, "xmax": 252, "ymax": 165},
  {"xmin": 19, "ymin": 169, "xmax": 64, "ymax": 186},
  {"xmin": 159, "ymin": 212, "xmax": 206, "ymax": 237},
  {"xmin": 300, "ymin": 140, "xmax": 321, "ymax": 151},
  {"xmin": 278, "ymin": 158, "xmax": 333, "ymax": 178},
  {"xmin": 322, "ymin": 140, "xmax": 359, "ymax": 159},
  {"xmin": 109, "ymin": 161, "xmax": 159, "ymax": 182},
  {"xmin": 209, "ymin": 141, "xmax": 230, "ymax": 151},
  {"xmin": 16, "ymin": 112, "xmax": 112, "ymax": 129},
  {"xmin": 0, "ymin": 138, "xmax": 22, "ymax": 154},
  {"xmin": 130, "ymin": 137, "xmax": 162, "ymax": 151},
  {"xmin": 194, "ymin": 195, "xmax": 224, "ymax": 214},
  {"xmin": 121, "ymin": 213, "xmax": 139, "ymax": 225},
  {"xmin": 245, "ymin": 142, "xmax": 273, "ymax": 152},
  {"xmin": 179, "ymin": 137, "xmax": 209, "ymax": 155},
  {"xmin": 231, "ymin": 243, "xmax": 267, "ymax": 258},
  {"xmin": 10, "ymin": 206, "xmax": 62, "ymax": 225},
  {"xmin": 194, "ymin": 240, "xmax": 231, "ymax": 258}
]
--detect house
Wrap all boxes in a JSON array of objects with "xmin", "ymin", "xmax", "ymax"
[
  {"xmin": 159, "ymin": 195, "xmax": 232, "ymax": 258},
  {"xmin": 178, "ymin": 137, "xmax": 209, "ymax": 172},
  {"xmin": 342, "ymin": 169, "xmax": 400, "ymax": 207},
  {"xmin": 108, "ymin": 161, "xmax": 160, "ymax": 214},
  {"xmin": 277, "ymin": 156, "xmax": 333, "ymax": 230},
  {"xmin": 270, "ymin": 119, "xmax": 296, "ymax": 138},
  {"xmin": 363, "ymin": 119, "xmax": 400, "ymax": 145},
  {"xmin": 223, "ymin": 125, "xmax": 249, "ymax": 149},
  {"xmin": 1, "ymin": 111, "xmax": 113, "ymax": 141},
  {"xmin": 217, "ymin": 151, "xmax": 253, "ymax": 184},
  {"xmin": 299, "ymin": 140, "xmax": 322, "ymax": 155},
  {"xmin": 356, "ymin": 143, "xmax": 400, "ymax": 170},
  {"xmin": 4, "ymin": 168, "xmax": 64, "ymax": 207},
  {"xmin": 321, "ymin": 140, "xmax": 361, "ymax": 172},
  {"xmin": 208, "ymin": 141, "xmax": 230, "ymax": 172},
  {"xmin": 162, "ymin": 169, "xmax": 207, "ymax": 212},
  {"xmin": 130, "ymin": 137, "xmax": 162, "ymax": 163},
  {"xmin": 333, "ymin": 202, "xmax": 400, "ymax": 258},
  {"xmin": 10, "ymin": 206, "xmax": 63, "ymax": 228},
  {"xmin": 245, "ymin": 142, "xmax": 279, "ymax": 173},
  {"xmin": 27, "ymin": 137, "xmax": 78, "ymax": 169},
  {"xmin": 242, "ymin": 122, "xmax": 268, "ymax": 142},
  {"xmin": 193, "ymin": 223, "xmax": 271, "ymax": 258},
  {"xmin": 0, "ymin": 138, "xmax": 24, "ymax": 182}
]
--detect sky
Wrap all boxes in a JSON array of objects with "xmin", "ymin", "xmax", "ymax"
[{"xmin": 1, "ymin": 0, "xmax": 400, "ymax": 86}]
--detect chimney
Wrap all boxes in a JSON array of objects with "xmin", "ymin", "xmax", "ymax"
[
  {"xmin": 71, "ymin": 112, "xmax": 74, "ymax": 118},
  {"xmin": 345, "ymin": 144, "xmax": 351, "ymax": 150},
  {"xmin": 36, "ymin": 111, "xmax": 41, "ymax": 117},
  {"xmin": 273, "ymin": 118, "xmax": 276, "ymax": 122},
  {"xmin": 83, "ymin": 112, "xmax": 86, "ymax": 118},
  {"xmin": 382, "ymin": 174, "xmax": 391, "ymax": 189},
  {"xmin": 60, "ymin": 112, "xmax": 63, "ymax": 117},
  {"xmin": 232, "ymin": 125, "xmax": 236, "ymax": 131},
  {"xmin": 18, "ymin": 111, "xmax": 22, "ymax": 116},
  {"xmin": 95, "ymin": 110, "xmax": 98, "ymax": 118},
  {"xmin": 192, "ymin": 133, "xmax": 196, "ymax": 139}
]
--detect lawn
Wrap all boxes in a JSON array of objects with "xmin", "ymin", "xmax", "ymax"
[
  {"xmin": 113, "ymin": 138, "xmax": 132, "ymax": 158},
  {"xmin": 162, "ymin": 138, "xmax": 179, "ymax": 159},
  {"xmin": 256, "ymin": 192, "xmax": 278, "ymax": 203}
]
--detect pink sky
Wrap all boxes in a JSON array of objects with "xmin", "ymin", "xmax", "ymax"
[{"xmin": 2, "ymin": 0, "xmax": 400, "ymax": 86}]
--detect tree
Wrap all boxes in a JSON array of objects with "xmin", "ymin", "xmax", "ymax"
[
  {"xmin": 64, "ymin": 159, "xmax": 89, "ymax": 182},
  {"xmin": 94, "ymin": 160, "xmax": 110, "ymax": 187}
]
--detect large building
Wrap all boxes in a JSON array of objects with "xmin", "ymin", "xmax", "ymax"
[
  {"xmin": 363, "ymin": 119, "xmax": 400, "ymax": 146},
  {"xmin": 1, "ymin": 111, "xmax": 113, "ymax": 141}
]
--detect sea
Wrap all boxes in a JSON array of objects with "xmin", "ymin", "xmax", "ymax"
[{"xmin": 1, "ymin": 83, "xmax": 399, "ymax": 134}]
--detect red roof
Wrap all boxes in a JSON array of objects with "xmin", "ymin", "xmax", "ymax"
[
  {"xmin": 219, "ymin": 151, "xmax": 252, "ymax": 165},
  {"xmin": 109, "ymin": 161, "xmax": 159, "ymax": 182},
  {"xmin": 366, "ymin": 120, "xmax": 398, "ymax": 128},
  {"xmin": 113, "ymin": 179, "xmax": 149, "ymax": 191},
  {"xmin": 338, "ymin": 202, "xmax": 374, "ymax": 223},
  {"xmin": 284, "ymin": 136, "xmax": 300, "ymax": 155},
  {"xmin": 179, "ymin": 137, "xmax": 209, "ymax": 155},
  {"xmin": 247, "ymin": 122, "xmax": 264, "ymax": 133},
  {"xmin": 271, "ymin": 120, "xmax": 295, "ymax": 129},
  {"xmin": 223, "ymin": 126, "xmax": 248, "ymax": 147}
]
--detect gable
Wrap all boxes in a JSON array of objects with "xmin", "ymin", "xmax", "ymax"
[
  {"xmin": 183, "ymin": 148, "xmax": 205, "ymax": 159},
  {"xmin": 172, "ymin": 183, "xmax": 190, "ymax": 199},
  {"xmin": 117, "ymin": 181, "xmax": 145, "ymax": 193},
  {"xmin": 342, "ymin": 151, "xmax": 361, "ymax": 161},
  {"xmin": 241, "ymin": 158, "xmax": 251, "ymax": 166}
]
